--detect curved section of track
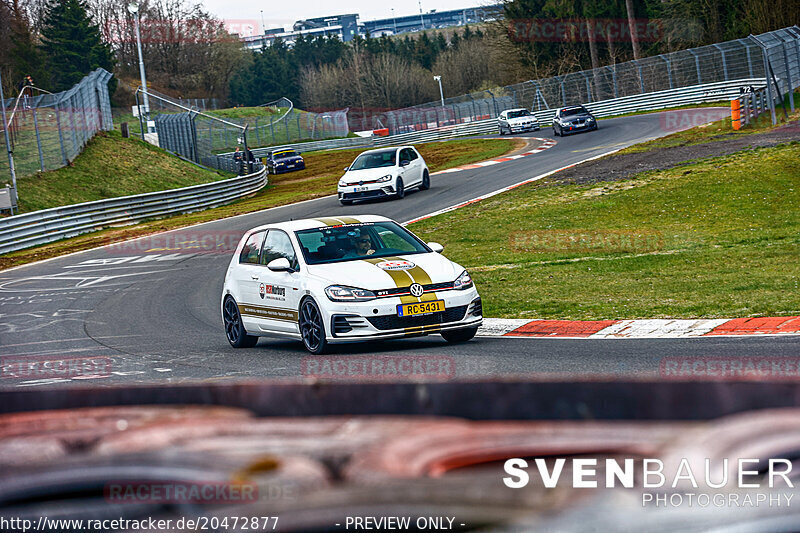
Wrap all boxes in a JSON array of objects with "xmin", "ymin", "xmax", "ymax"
[{"xmin": 3, "ymin": 109, "xmax": 797, "ymax": 388}]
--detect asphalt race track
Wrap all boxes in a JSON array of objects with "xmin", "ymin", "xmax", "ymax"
[{"xmin": 2, "ymin": 109, "xmax": 798, "ymax": 388}]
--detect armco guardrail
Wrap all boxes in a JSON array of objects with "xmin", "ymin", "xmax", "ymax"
[{"xmin": 0, "ymin": 167, "xmax": 267, "ymax": 254}]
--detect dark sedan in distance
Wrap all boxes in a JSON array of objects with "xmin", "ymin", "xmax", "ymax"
[
  {"xmin": 266, "ymin": 149, "xmax": 306, "ymax": 174},
  {"xmin": 552, "ymin": 105, "xmax": 598, "ymax": 136}
]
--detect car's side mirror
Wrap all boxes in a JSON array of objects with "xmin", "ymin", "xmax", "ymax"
[
  {"xmin": 343, "ymin": 166, "xmax": 349, "ymax": 171},
  {"xmin": 267, "ymin": 257, "xmax": 292, "ymax": 272},
  {"xmin": 400, "ymin": 160, "xmax": 410, "ymax": 167},
  {"xmin": 427, "ymin": 242, "xmax": 444, "ymax": 253}
]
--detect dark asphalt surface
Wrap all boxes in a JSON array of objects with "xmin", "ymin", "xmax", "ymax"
[{"xmin": 1, "ymin": 109, "xmax": 798, "ymax": 389}]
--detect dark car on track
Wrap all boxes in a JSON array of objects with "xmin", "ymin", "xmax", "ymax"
[
  {"xmin": 552, "ymin": 105, "xmax": 598, "ymax": 136},
  {"xmin": 266, "ymin": 149, "xmax": 306, "ymax": 174}
]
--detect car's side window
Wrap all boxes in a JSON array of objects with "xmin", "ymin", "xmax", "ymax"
[
  {"xmin": 239, "ymin": 231, "xmax": 266, "ymax": 264},
  {"xmin": 399, "ymin": 149, "xmax": 411, "ymax": 164},
  {"xmin": 407, "ymin": 149, "xmax": 418, "ymax": 161},
  {"xmin": 260, "ymin": 230, "xmax": 298, "ymax": 269}
]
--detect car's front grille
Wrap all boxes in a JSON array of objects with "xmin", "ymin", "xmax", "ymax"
[
  {"xmin": 366, "ymin": 305, "xmax": 469, "ymax": 331},
  {"xmin": 375, "ymin": 282, "xmax": 455, "ymax": 298}
]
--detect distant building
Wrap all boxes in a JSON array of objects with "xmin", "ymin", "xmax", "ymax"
[{"xmin": 241, "ymin": 5, "xmax": 502, "ymax": 51}]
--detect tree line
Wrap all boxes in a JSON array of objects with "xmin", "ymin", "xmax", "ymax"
[{"xmin": 1, "ymin": 0, "xmax": 794, "ymax": 110}]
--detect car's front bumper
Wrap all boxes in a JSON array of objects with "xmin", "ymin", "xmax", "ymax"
[
  {"xmin": 338, "ymin": 183, "xmax": 397, "ymax": 201},
  {"xmin": 508, "ymin": 123, "xmax": 540, "ymax": 132},
  {"xmin": 559, "ymin": 122, "xmax": 596, "ymax": 134},
  {"xmin": 271, "ymin": 162, "xmax": 305, "ymax": 174},
  {"xmin": 321, "ymin": 289, "xmax": 483, "ymax": 343}
]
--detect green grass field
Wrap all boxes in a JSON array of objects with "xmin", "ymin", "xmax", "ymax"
[
  {"xmin": 411, "ymin": 141, "xmax": 800, "ymax": 319},
  {"xmin": 13, "ymin": 131, "xmax": 231, "ymax": 213}
]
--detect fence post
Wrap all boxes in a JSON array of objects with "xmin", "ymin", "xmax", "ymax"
[
  {"xmin": 582, "ymin": 72, "xmax": 593, "ymax": 102},
  {"xmin": 486, "ymin": 89, "xmax": 498, "ymax": 117},
  {"xmin": 634, "ymin": 60, "xmax": 644, "ymax": 94},
  {"xmin": 609, "ymin": 66, "xmax": 618, "ymax": 98},
  {"xmin": 740, "ymin": 39, "xmax": 755, "ymax": 78},
  {"xmin": 0, "ymin": 71, "xmax": 18, "ymax": 194},
  {"xmin": 713, "ymin": 44, "xmax": 729, "ymax": 80},
  {"xmin": 780, "ymin": 37, "xmax": 795, "ymax": 112},
  {"xmin": 31, "ymin": 107, "xmax": 45, "ymax": 171},
  {"xmin": 558, "ymin": 77, "xmax": 566, "ymax": 105},
  {"xmin": 688, "ymin": 49, "xmax": 702, "ymax": 84},
  {"xmin": 660, "ymin": 55, "xmax": 674, "ymax": 89},
  {"xmin": 750, "ymin": 35, "xmax": 777, "ymax": 125},
  {"xmin": 54, "ymin": 99, "xmax": 68, "ymax": 165}
]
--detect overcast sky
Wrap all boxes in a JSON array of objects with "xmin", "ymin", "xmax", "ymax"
[{"xmin": 203, "ymin": 0, "xmax": 493, "ymax": 34}]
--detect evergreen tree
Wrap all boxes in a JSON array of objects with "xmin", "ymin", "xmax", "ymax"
[{"xmin": 39, "ymin": 0, "xmax": 115, "ymax": 91}]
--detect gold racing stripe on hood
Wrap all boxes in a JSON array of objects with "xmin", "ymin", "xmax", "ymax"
[
  {"xmin": 313, "ymin": 217, "xmax": 350, "ymax": 226},
  {"xmin": 336, "ymin": 216, "xmax": 362, "ymax": 224},
  {"xmin": 362, "ymin": 256, "xmax": 438, "ymax": 304}
]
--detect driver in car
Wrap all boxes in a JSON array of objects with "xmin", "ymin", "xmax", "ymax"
[{"xmin": 343, "ymin": 230, "xmax": 376, "ymax": 257}]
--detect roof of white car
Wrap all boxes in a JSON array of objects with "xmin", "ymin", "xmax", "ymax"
[
  {"xmin": 353, "ymin": 146, "xmax": 411, "ymax": 155},
  {"xmin": 245, "ymin": 214, "xmax": 393, "ymax": 234},
  {"xmin": 504, "ymin": 108, "xmax": 529, "ymax": 113}
]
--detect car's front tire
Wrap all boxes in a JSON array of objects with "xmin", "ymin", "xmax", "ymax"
[
  {"xmin": 223, "ymin": 296, "xmax": 259, "ymax": 348},
  {"xmin": 553, "ymin": 126, "xmax": 559, "ymax": 137},
  {"xmin": 395, "ymin": 177, "xmax": 405, "ymax": 199},
  {"xmin": 340, "ymin": 198, "xmax": 353, "ymax": 206},
  {"xmin": 498, "ymin": 126, "xmax": 505, "ymax": 135},
  {"xmin": 442, "ymin": 326, "xmax": 478, "ymax": 343},
  {"xmin": 419, "ymin": 170, "xmax": 430, "ymax": 190},
  {"xmin": 299, "ymin": 297, "xmax": 328, "ymax": 354}
]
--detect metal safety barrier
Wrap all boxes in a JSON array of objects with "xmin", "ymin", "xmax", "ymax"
[{"xmin": 0, "ymin": 166, "xmax": 267, "ymax": 254}]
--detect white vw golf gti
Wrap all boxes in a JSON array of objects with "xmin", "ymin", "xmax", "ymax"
[
  {"xmin": 221, "ymin": 215, "xmax": 482, "ymax": 353},
  {"xmin": 337, "ymin": 146, "xmax": 430, "ymax": 205}
]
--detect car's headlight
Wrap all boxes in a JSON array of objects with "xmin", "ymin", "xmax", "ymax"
[
  {"xmin": 338, "ymin": 179, "xmax": 347, "ymax": 187},
  {"xmin": 325, "ymin": 285, "xmax": 377, "ymax": 301},
  {"xmin": 587, "ymin": 117, "xmax": 595, "ymax": 122},
  {"xmin": 453, "ymin": 270, "xmax": 473, "ymax": 290},
  {"xmin": 377, "ymin": 174, "xmax": 393, "ymax": 183}
]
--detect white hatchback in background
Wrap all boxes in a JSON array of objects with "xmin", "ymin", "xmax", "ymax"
[
  {"xmin": 221, "ymin": 215, "xmax": 482, "ymax": 354},
  {"xmin": 497, "ymin": 108, "xmax": 540, "ymax": 135},
  {"xmin": 337, "ymin": 146, "xmax": 430, "ymax": 205}
]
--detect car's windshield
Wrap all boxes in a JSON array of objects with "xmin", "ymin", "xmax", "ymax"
[
  {"xmin": 349, "ymin": 149, "xmax": 397, "ymax": 170},
  {"xmin": 561, "ymin": 106, "xmax": 587, "ymax": 117},
  {"xmin": 507, "ymin": 110, "xmax": 531, "ymax": 118},
  {"xmin": 295, "ymin": 221, "xmax": 429, "ymax": 264},
  {"xmin": 273, "ymin": 150, "xmax": 298, "ymax": 158}
]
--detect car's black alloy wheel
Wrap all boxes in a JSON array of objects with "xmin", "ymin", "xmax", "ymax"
[
  {"xmin": 223, "ymin": 297, "xmax": 258, "ymax": 348},
  {"xmin": 395, "ymin": 177, "xmax": 405, "ymax": 199},
  {"xmin": 299, "ymin": 298, "xmax": 328, "ymax": 354},
  {"xmin": 420, "ymin": 170, "xmax": 430, "ymax": 190}
]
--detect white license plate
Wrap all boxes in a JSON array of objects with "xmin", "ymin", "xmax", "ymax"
[{"xmin": 353, "ymin": 186, "xmax": 368, "ymax": 192}]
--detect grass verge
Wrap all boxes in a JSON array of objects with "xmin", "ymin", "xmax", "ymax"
[
  {"xmin": 15, "ymin": 131, "xmax": 231, "ymax": 213},
  {"xmin": 410, "ymin": 141, "xmax": 800, "ymax": 319},
  {"xmin": 0, "ymin": 138, "xmax": 521, "ymax": 270}
]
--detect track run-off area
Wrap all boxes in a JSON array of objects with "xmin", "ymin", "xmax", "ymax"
[{"xmin": 2, "ymin": 109, "xmax": 798, "ymax": 388}]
